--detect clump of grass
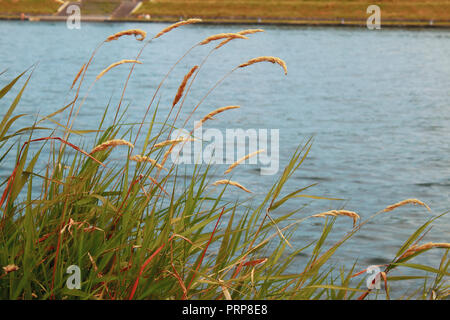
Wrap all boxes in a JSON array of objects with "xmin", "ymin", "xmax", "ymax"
[{"xmin": 0, "ymin": 21, "xmax": 448, "ymax": 300}]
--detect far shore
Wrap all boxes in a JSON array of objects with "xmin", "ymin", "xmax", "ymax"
[{"xmin": 1, "ymin": 15, "xmax": 450, "ymax": 28}]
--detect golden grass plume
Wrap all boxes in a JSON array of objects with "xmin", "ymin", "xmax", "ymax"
[
  {"xmin": 2, "ymin": 264, "xmax": 19, "ymax": 274},
  {"xmin": 153, "ymin": 138, "xmax": 194, "ymax": 149},
  {"xmin": 172, "ymin": 65, "xmax": 199, "ymax": 107},
  {"xmin": 215, "ymin": 29, "xmax": 264, "ymax": 49},
  {"xmin": 96, "ymin": 60, "xmax": 142, "ymax": 80},
  {"xmin": 382, "ymin": 198, "xmax": 431, "ymax": 212},
  {"xmin": 90, "ymin": 139, "xmax": 134, "ymax": 154},
  {"xmin": 237, "ymin": 29, "xmax": 265, "ymax": 35},
  {"xmin": 154, "ymin": 19, "xmax": 202, "ymax": 39},
  {"xmin": 106, "ymin": 29, "xmax": 147, "ymax": 42},
  {"xmin": 398, "ymin": 242, "xmax": 450, "ymax": 260},
  {"xmin": 200, "ymin": 33, "xmax": 249, "ymax": 46},
  {"xmin": 129, "ymin": 155, "xmax": 167, "ymax": 171},
  {"xmin": 159, "ymin": 138, "xmax": 197, "ymax": 166},
  {"xmin": 239, "ymin": 56, "xmax": 288, "ymax": 75},
  {"xmin": 212, "ymin": 179, "xmax": 252, "ymax": 193},
  {"xmin": 224, "ymin": 149, "xmax": 264, "ymax": 174},
  {"xmin": 71, "ymin": 63, "xmax": 85, "ymax": 89},
  {"xmin": 195, "ymin": 105, "xmax": 240, "ymax": 129},
  {"xmin": 312, "ymin": 210, "xmax": 360, "ymax": 227}
]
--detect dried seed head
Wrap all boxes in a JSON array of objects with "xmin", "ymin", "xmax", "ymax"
[
  {"xmin": 3, "ymin": 264, "xmax": 19, "ymax": 274},
  {"xmin": 159, "ymin": 138, "xmax": 196, "ymax": 166},
  {"xmin": 215, "ymin": 29, "xmax": 264, "ymax": 49},
  {"xmin": 398, "ymin": 242, "xmax": 450, "ymax": 260},
  {"xmin": 239, "ymin": 56, "xmax": 287, "ymax": 75},
  {"xmin": 312, "ymin": 210, "xmax": 360, "ymax": 227},
  {"xmin": 212, "ymin": 179, "xmax": 252, "ymax": 193},
  {"xmin": 383, "ymin": 199, "xmax": 431, "ymax": 212},
  {"xmin": 219, "ymin": 280, "xmax": 232, "ymax": 300},
  {"xmin": 224, "ymin": 149, "xmax": 265, "ymax": 174},
  {"xmin": 90, "ymin": 139, "xmax": 134, "ymax": 154},
  {"xmin": 96, "ymin": 60, "xmax": 142, "ymax": 80},
  {"xmin": 129, "ymin": 155, "xmax": 167, "ymax": 171},
  {"xmin": 195, "ymin": 105, "xmax": 240, "ymax": 129},
  {"xmin": 172, "ymin": 66, "xmax": 199, "ymax": 107},
  {"xmin": 239, "ymin": 29, "xmax": 265, "ymax": 35},
  {"xmin": 106, "ymin": 29, "xmax": 147, "ymax": 42},
  {"xmin": 88, "ymin": 252, "xmax": 98, "ymax": 272},
  {"xmin": 155, "ymin": 19, "xmax": 202, "ymax": 39},
  {"xmin": 71, "ymin": 63, "xmax": 85, "ymax": 89},
  {"xmin": 153, "ymin": 138, "xmax": 194, "ymax": 149},
  {"xmin": 200, "ymin": 33, "xmax": 249, "ymax": 46}
]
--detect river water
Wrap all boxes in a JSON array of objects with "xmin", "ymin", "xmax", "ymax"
[{"xmin": 0, "ymin": 21, "xmax": 449, "ymax": 294}]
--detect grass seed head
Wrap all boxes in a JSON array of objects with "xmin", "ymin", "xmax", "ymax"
[
  {"xmin": 106, "ymin": 29, "xmax": 147, "ymax": 42},
  {"xmin": 154, "ymin": 19, "xmax": 202, "ymax": 39},
  {"xmin": 312, "ymin": 210, "xmax": 360, "ymax": 227},
  {"xmin": 224, "ymin": 149, "xmax": 265, "ymax": 174},
  {"xmin": 212, "ymin": 179, "xmax": 252, "ymax": 193},
  {"xmin": 215, "ymin": 29, "xmax": 264, "ymax": 49},
  {"xmin": 195, "ymin": 105, "xmax": 240, "ymax": 129},
  {"xmin": 71, "ymin": 63, "xmax": 85, "ymax": 89},
  {"xmin": 398, "ymin": 242, "xmax": 450, "ymax": 260},
  {"xmin": 153, "ymin": 138, "xmax": 194, "ymax": 149},
  {"xmin": 383, "ymin": 198, "xmax": 431, "ymax": 212},
  {"xmin": 90, "ymin": 139, "xmax": 134, "ymax": 154},
  {"xmin": 96, "ymin": 60, "xmax": 142, "ymax": 80},
  {"xmin": 239, "ymin": 56, "xmax": 288, "ymax": 75},
  {"xmin": 200, "ymin": 33, "xmax": 249, "ymax": 45},
  {"xmin": 172, "ymin": 65, "xmax": 199, "ymax": 107},
  {"xmin": 129, "ymin": 155, "xmax": 167, "ymax": 171},
  {"xmin": 3, "ymin": 264, "xmax": 19, "ymax": 274}
]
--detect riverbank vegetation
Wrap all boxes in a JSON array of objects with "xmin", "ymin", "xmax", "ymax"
[
  {"xmin": 1, "ymin": 0, "xmax": 450, "ymax": 27},
  {"xmin": 0, "ymin": 0, "xmax": 60, "ymax": 15},
  {"xmin": 135, "ymin": 0, "xmax": 450, "ymax": 23},
  {"xmin": 0, "ymin": 21, "xmax": 448, "ymax": 300}
]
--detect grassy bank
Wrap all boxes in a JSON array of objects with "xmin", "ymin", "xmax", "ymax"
[
  {"xmin": 0, "ymin": 0, "xmax": 122, "ymax": 16},
  {"xmin": 0, "ymin": 0, "xmax": 60, "ymax": 15},
  {"xmin": 133, "ymin": 0, "xmax": 450, "ymax": 25},
  {"xmin": 0, "ymin": 22, "xmax": 449, "ymax": 300},
  {"xmin": 1, "ymin": 0, "xmax": 450, "ymax": 27}
]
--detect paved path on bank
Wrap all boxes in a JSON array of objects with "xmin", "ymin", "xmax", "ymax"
[{"xmin": 112, "ymin": 1, "xmax": 140, "ymax": 19}]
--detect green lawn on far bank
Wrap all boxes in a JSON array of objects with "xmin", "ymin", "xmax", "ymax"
[
  {"xmin": 0, "ymin": 0, "xmax": 61, "ymax": 15},
  {"xmin": 134, "ymin": 0, "xmax": 450, "ymax": 23},
  {"xmin": 77, "ymin": 0, "xmax": 121, "ymax": 15},
  {"xmin": 1, "ymin": 0, "xmax": 450, "ymax": 26},
  {"xmin": 0, "ymin": 0, "xmax": 123, "ymax": 16}
]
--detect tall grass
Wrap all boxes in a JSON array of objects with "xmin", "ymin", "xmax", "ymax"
[{"xmin": 0, "ymin": 21, "xmax": 448, "ymax": 300}]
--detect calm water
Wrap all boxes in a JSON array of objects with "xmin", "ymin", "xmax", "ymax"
[{"xmin": 0, "ymin": 21, "xmax": 449, "ymax": 291}]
